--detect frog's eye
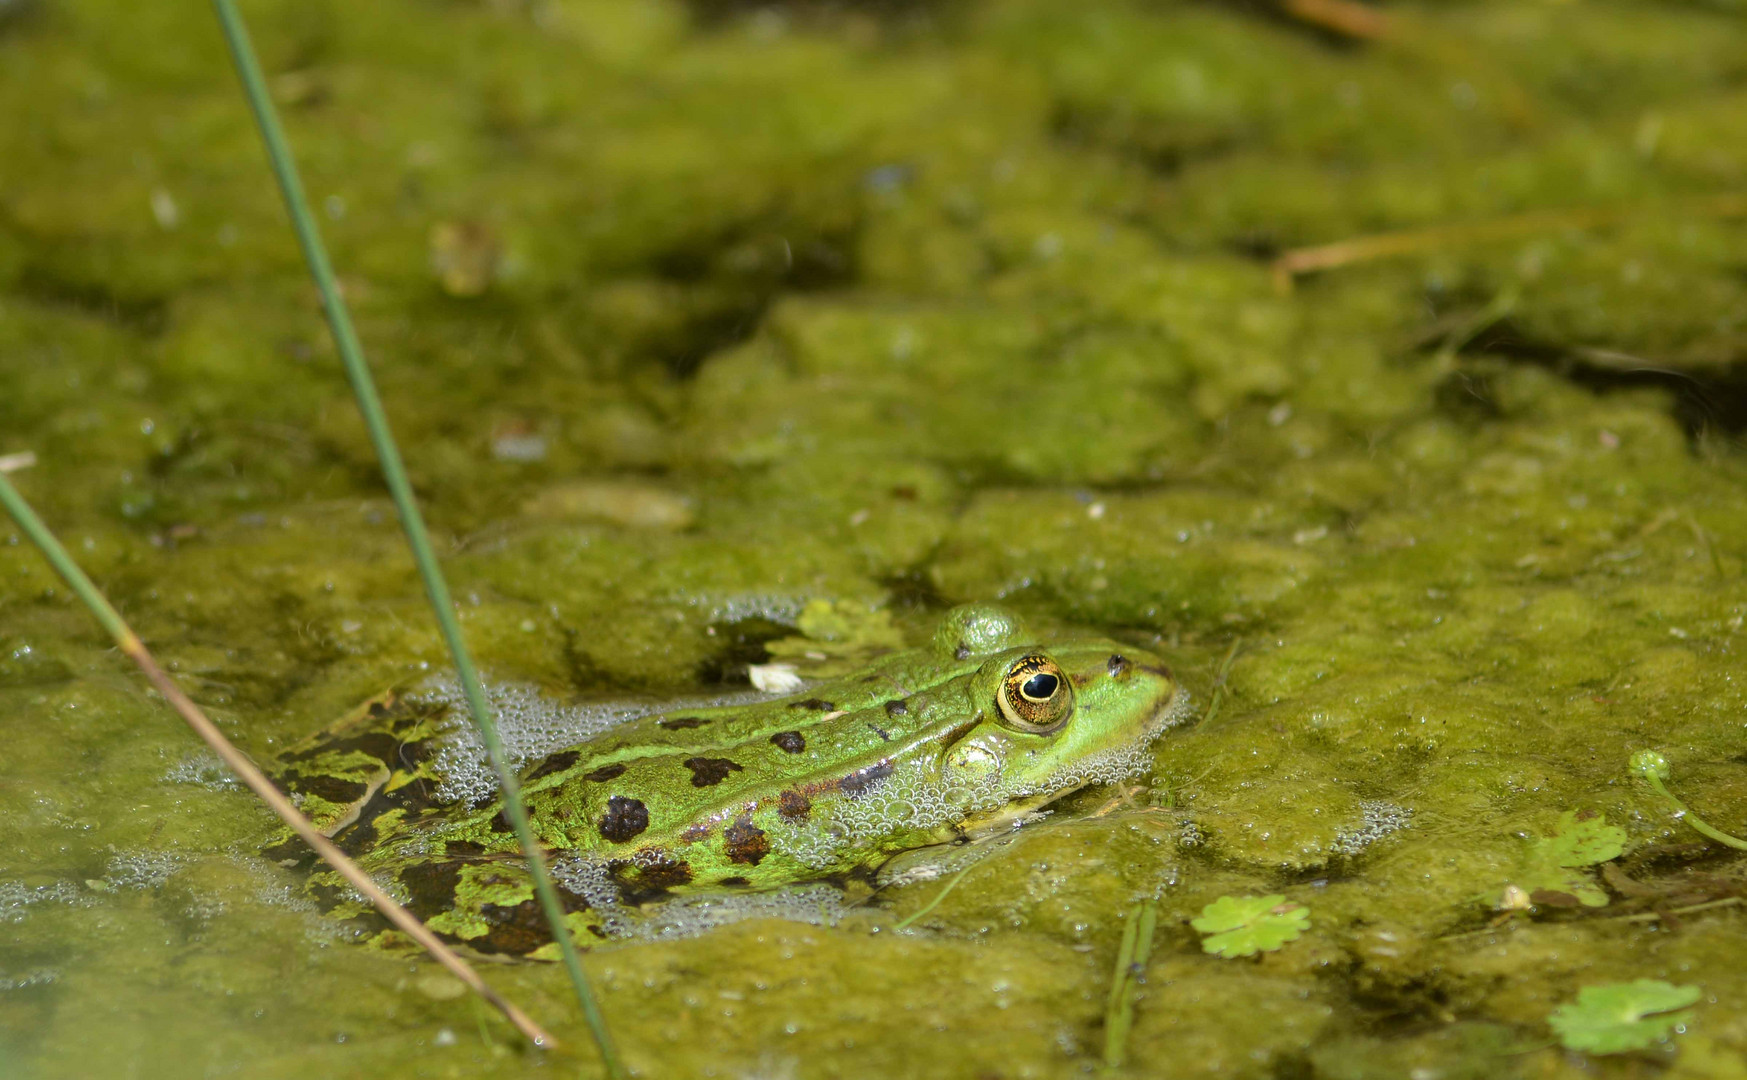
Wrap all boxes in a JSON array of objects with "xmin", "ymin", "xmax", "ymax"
[{"xmin": 995, "ymin": 655, "xmax": 1073, "ymax": 733}]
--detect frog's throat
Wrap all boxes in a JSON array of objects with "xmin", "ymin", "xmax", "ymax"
[{"xmin": 1030, "ymin": 684, "xmax": 1194, "ymax": 790}]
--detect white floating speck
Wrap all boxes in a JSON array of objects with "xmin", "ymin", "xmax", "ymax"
[
  {"xmin": 150, "ymin": 188, "xmax": 180, "ymax": 229},
  {"xmin": 749, "ymin": 663, "xmax": 804, "ymax": 694}
]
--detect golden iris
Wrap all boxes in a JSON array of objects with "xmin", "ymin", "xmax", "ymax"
[{"xmin": 995, "ymin": 654, "xmax": 1073, "ymax": 732}]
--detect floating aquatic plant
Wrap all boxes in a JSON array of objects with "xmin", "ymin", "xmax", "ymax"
[
  {"xmin": 1494, "ymin": 810, "xmax": 1627, "ymax": 910},
  {"xmin": 1191, "ymin": 894, "xmax": 1309, "ymax": 958},
  {"xmin": 1540, "ymin": 810, "xmax": 1628, "ymax": 867},
  {"xmin": 1548, "ymin": 980, "xmax": 1701, "ymax": 1055},
  {"xmin": 1631, "ymin": 750, "xmax": 1747, "ymax": 851}
]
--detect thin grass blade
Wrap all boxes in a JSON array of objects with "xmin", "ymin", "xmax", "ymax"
[
  {"xmin": 205, "ymin": 3, "xmax": 621, "ymax": 1073},
  {"xmin": 0, "ymin": 472, "xmax": 553, "ymax": 1046}
]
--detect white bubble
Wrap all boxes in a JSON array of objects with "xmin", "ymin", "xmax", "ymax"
[
  {"xmin": 1331, "ymin": 801, "xmax": 1413, "ymax": 856},
  {"xmin": 413, "ymin": 677, "xmax": 768, "ymax": 806}
]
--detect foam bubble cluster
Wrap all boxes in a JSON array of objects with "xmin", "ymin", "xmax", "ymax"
[
  {"xmin": 695, "ymin": 593, "xmax": 806, "ymax": 625},
  {"xmin": 549, "ymin": 854, "xmax": 843, "ymax": 942},
  {"xmin": 162, "ymin": 750, "xmax": 239, "ymax": 790},
  {"xmin": 1331, "ymin": 800, "xmax": 1413, "ymax": 856},
  {"xmin": 0, "ymin": 880, "xmax": 87, "ymax": 923},
  {"xmin": 103, "ymin": 850, "xmax": 181, "ymax": 890},
  {"xmin": 633, "ymin": 884, "xmax": 844, "ymax": 941},
  {"xmin": 414, "ymin": 677, "xmax": 767, "ymax": 806},
  {"xmin": 0, "ymin": 969, "xmax": 58, "ymax": 991}
]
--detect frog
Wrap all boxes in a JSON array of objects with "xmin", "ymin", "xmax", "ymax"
[{"xmin": 268, "ymin": 604, "xmax": 1186, "ymax": 956}]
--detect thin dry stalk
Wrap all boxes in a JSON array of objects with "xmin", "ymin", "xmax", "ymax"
[
  {"xmin": 1279, "ymin": 0, "xmax": 1389, "ymax": 40},
  {"xmin": 127, "ymin": 645, "xmax": 556, "ymax": 1047},
  {"xmin": 1270, "ymin": 193, "xmax": 1747, "ymax": 293},
  {"xmin": 0, "ymin": 472, "xmax": 555, "ymax": 1049}
]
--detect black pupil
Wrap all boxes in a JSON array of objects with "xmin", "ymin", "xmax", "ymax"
[{"xmin": 1020, "ymin": 672, "xmax": 1059, "ymax": 700}]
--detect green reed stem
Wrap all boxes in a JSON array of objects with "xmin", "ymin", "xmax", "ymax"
[
  {"xmin": 207, "ymin": 4, "xmax": 621, "ymax": 1073},
  {"xmin": 0, "ymin": 476, "xmax": 134, "ymax": 648},
  {"xmin": 1631, "ymin": 750, "xmax": 1747, "ymax": 851},
  {"xmin": 1102, "ymin": 899, "xmax": 1157, "ymax": 1069}
]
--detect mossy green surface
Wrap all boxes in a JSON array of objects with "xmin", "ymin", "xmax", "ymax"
[{"xmin": 5, "ymin": 0, "xmax": 1747, "ymax": 1076}]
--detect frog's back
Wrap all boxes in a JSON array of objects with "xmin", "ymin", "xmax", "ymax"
[{"xmin": 267, "ymin": 604, "xmax": 1185, "ymax": 954}]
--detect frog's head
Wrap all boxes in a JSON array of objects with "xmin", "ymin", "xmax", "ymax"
[{"xmin": 937, "ymin": 635, "xmax": 1184, "ymax": 805}]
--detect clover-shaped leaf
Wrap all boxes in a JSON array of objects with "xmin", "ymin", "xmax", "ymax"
[
  {"xmin": 1539, "ymin": 810, "xmax": 1627, "ymax": 868},
  {"xmin": 1191, "ymin": 894, "xmax": 1309, "ymax": 958},
  {"xmin": 1488, "ymin": 810, "xmax": 1628, "ymax": 910},
  {"xmin": 1548, "ymin": 980, "xmax": 1701, "ymax": 1054}
]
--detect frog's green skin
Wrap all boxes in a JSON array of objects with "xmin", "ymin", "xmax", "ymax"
[{"xmin": 272, "ymin": 605, "xmax": 1183, "ymax": 955}]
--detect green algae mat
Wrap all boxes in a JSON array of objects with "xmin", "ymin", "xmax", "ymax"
[{"xmin": 6, "ymin": 0, "xmax": 1747, "ymax": 1076}]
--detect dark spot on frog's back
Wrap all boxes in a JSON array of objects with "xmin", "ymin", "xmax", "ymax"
[
  {"xmin": 475, "ymin": 898, "xmax": 552, "ymax": 956},
  {"xmin": 683, "ymin": 756, "xmax": 745, "ymax": 787},
  {"xmin": 523, "ymin": 749, "xmax": 580, "ymax": 783},
  {"xmin": 598, "ymin": 795, "xmax": 650, "ymax": 842},
  {"xmin": 291, "ymin": 774, "xmax": 368, "ymax": 805},
  {"xmin": 720, "ymin": 875, "xmax": 750, "ymax": 887},
  {"xmin": 839, "ymin": 760, "xmax": 895, "ymax": 797},
  {"xmin": 584, "ymin": 763, "xmax": 628, "ymax": 783},
  {"xmin": 779, "ymin": 789, "xmax": 812, "ymax": 822},
  {"xmin": 658, "ymin": 716, "xmax": 710, "ymax": 730},
  {"xmin": 790, "ymin": 697, "xmax": 835, "ymax": 711},
  {"xmin": 884, "ymin": 699, "xmax": 908, "ymax": 717},
  {"xmin": 283, "ymin": 728, "xmax": 399, "ymax": 765},
  {"xmin": 724, "ymin": 815, "xmax": 770, "ymax": 865},
  {"xmin": 331, "ymin": 730, "xmax": 402, "ymax": 763},
  {"xmin": 770, "ymin": 731, "xmax": 806, "ymax": 754},
  {"xmin": 613, "ymin": 852, "xmax": 693, "ymax": 892},
  {"xmin": 399, "ymin": 860, "xmax": 464, "ymax": 918}
]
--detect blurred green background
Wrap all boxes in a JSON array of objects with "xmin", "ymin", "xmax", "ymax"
[{"xmin": 4, "ymin": 0, "xmax": 1747, "ymax": 1076}]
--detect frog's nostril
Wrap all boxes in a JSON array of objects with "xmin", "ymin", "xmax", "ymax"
[{"xmin": 1107, "ymin": 654, "xmax": 1131, "ymax": 678}]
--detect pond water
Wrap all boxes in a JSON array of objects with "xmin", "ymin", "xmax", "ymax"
[{"xmin": 4, "ymin": 0, "xmax": 1747, "ymax": 1076}]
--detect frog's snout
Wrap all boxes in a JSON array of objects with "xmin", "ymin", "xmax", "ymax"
[{"xmin": 1098, "ymin": 652, "xmax": 1173, "ymax": 686}]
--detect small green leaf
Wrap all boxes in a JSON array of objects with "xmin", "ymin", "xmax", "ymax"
[
  {"xmin": 1487, "ymin": 810, "xmax": 1628, "ymax": 910},
  {"xmin": 1548, "ymin": 980, "xmax": 1702, "ymax": 1054},
  {"xmin": 1539, "ymin": 810, "xmax": 1627, "ymax": 868},
  {"xmin": 1191, "ymin": 894, "xmax": 1310, "ymax": 958}
]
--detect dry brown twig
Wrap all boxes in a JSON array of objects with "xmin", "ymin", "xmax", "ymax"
[
  {"xmin": 1270, "ymin": 193, "xmax": 1747, "ymax": 294},
  {"xmin": 0, "ymin": 472, "xmax": 555, "ymax": 1048}
]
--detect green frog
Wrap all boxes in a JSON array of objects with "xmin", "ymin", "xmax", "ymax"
[{"xmin": 270, "ymin": 604, "xmax": 1185, "ymax": 955}]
